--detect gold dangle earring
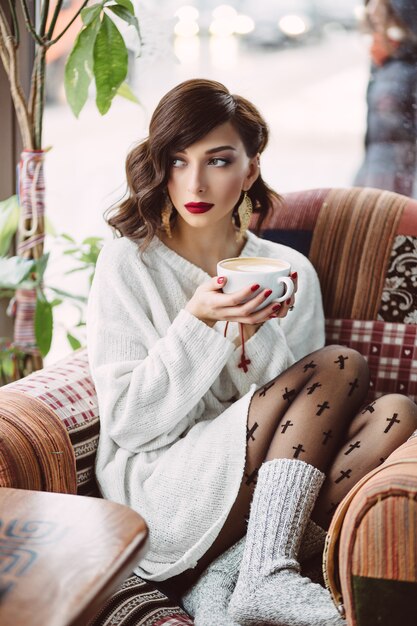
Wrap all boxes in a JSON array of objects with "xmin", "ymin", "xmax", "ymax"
[
  {"xmin": 236, "ymin": 191, "xmax": 253, "ymax": 242},
  {"xmin": 161, "ymin": 198, "xmax": 173, "ymax": 239}
]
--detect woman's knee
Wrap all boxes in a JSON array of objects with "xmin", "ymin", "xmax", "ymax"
[
  {"xmin": 373, "ymin": 394, "xmax": 417, "ymax": 438},
  {"xmin": 321, "ymin": 344, "xmax": 368, "ymax": 371}
]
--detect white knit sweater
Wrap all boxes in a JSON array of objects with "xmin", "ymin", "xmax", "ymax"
[{"xmin": 86, "ymin": 230, "xmax": 325, "ymax": 581}]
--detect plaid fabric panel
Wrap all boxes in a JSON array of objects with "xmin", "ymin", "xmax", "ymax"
[
  {"xmin": 5, "ymin": 349, "xmax": 100, "ymax": 496},
  {"xmin": 88, "ymin": 573, "xmax": 193, "ymax": 626},
  {"xmin": 325, "ymin": 319, "xmax": 417, "ymax": 403}
]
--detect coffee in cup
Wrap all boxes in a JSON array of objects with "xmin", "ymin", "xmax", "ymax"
[{"xmin": 217, "ymin": 256, "xmax": 294, "ymax": 311}]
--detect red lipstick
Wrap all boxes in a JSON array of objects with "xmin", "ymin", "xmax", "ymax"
[{"xmin": 184, "ymin": 202, "xmax": 214, "ymax": 214}]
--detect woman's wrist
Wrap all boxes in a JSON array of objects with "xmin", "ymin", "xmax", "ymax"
[
  {"xmin": 184, "ymin": 303, "xmax": 216, "ymax": 328},
  {"xmin": 233, "ymin": 322, "xmax": 263, "ymax": 347}
]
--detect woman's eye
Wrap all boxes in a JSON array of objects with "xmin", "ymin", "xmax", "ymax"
[
  {"xmin": 172, "ymin": 158, "xmax": 186, "ymax": 167},
  {"xmin": 209, "ymin": 157, "xmax": 229, "ymax": 167}
]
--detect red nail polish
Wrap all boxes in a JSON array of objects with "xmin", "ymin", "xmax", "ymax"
[
  {"xmin": 286, "ymin": 299, "xmax": 292, "ymax": 305},
  {"xmin": 251, "ymin": 284, "xmax": 260, "ymax": 292},
  {"xmin": 264, "ymin": 289, "xmax": 272, "ymax": 298},
  {"xmin": 291, "ymin": 271, "xmax": 298, "ymax": 279},
  {"xmin": 269, "ymin": 314, "xmax": 278, "ymax": 319},
  {"xmin": 217, "ymin": 277, "xmax": 225, "ymax": 284},
  {"xmin": 273, "ymin": 304, "xmax": 281, "ymax": 312}
]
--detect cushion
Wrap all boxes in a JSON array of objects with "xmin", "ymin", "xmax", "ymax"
[
  {"xmin": 88, "ymin": 573, "xmax": 193, "ymax": 626},
  {"xmin": 379, "ymin": 235, "xmax": 417, "ymax": 323},
  {"xmin": 260, "ymin": 187, "xmax": 417, "ymax": 323},
  {"xmin": 325, "ymin": 319, "xmax": 417, "ymax": 403}
]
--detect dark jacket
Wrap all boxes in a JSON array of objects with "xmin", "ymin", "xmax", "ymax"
[{"xmin": 354, "ymin": 1, "xmax": 417, "ymax": 197}]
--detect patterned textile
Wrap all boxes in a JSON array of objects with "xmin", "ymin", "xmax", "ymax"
[
  {"xmin": 88, "ymin": 574, "xmax": 193, "ymax": 626},
  {"xmin": 325, "ymin": 319, "xmax": 417, "ymax": 403},
  {"xmin": 379, "ymin": 235, "xmax": 417, "ymax": 323},
  {"xmin": 4, "ymin": 349, "xmax": 100, "ymax": 496},
  {"xmin": 14, "ymin": 150, "xmax": 47, "ymax": 354},
  {"xmin": 308, "ymin": 188, "xmax": 407, "ymax": 320}
]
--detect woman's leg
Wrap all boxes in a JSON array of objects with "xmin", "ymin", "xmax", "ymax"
[
  {"xmin": 228, "ymin": 348, "xmax": 417, "ymax": 625},
  {"xmin": 175, "ymin": 346, "xmax": 417, "ymax": 592},
  {"xmin": 314, "ymin": 392, "xmax": 417, "ymax": 528},
  {"xmin": 200, "ymin": 344, "xmax": 371, "ymax": 568}
]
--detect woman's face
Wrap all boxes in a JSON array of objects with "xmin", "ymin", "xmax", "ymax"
[{"xmin": 166, "ymin": 121, "xmax": 259, "ymax": 232}]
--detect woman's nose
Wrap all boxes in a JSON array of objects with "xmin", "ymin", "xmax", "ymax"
[{"xmin": 187, "ymin": 166, "xmax": 206, "ymax": 194}]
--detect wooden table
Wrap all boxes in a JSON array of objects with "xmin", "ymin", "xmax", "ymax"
[{"xmin": 0, "ymin": 488, "xmax": 148, "ymax": 626}]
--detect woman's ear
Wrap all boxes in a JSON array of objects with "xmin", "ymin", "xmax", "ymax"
[{"xmin": 243, "ymin": 153, "xmax": 260, "ymax": 191}]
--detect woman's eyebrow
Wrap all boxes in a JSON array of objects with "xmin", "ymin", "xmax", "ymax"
[
  {"xmin": 205, "ymin": 145, "xmax": 237, "ymax": 154},
  {"xmin": 174, "ymin": 145, "xmax": 237, "ymax": 155}
]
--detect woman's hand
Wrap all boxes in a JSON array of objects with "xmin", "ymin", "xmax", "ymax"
[
  {"xmin": 185, "ymin": 272, "xmax": 298, "ymax": 330},
  {"xmin": 240, "ymin": 271, "xmax": 298, "ymax": 342}
]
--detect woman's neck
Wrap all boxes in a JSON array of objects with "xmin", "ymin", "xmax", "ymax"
[{"xmin": 160, "ymin": 222, "xmax": 246, "ymax": 276}]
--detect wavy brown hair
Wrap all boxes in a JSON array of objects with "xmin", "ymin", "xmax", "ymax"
[{"xmin": 106, "ymin": 79, "xmax": 282, "ymax": 249}]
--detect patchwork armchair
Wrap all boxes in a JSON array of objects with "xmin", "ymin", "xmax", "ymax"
[{"xmin": 0, "ymin": 187, "xmax": 416, "ymax": 625}]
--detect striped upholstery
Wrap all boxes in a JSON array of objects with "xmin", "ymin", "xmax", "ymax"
[
  {"xmin": 324, "ymin": 436, "xmax": 417, "ymax": 625},
  {"xmin": 1, "ymin": 187, "xmax": 416, "ymax": 624},
  {"xmin": 3, "ymin": 350, "xmax": 100, "ymax": 497},
  {"xmin": 261, "ymin": 186, "xmax": 417, "ymax": 324}
]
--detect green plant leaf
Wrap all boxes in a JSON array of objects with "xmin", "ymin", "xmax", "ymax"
[
  {"xmin": 67, "ymin": 332, "xmax": 82, "ymax": 350},
  {"xmin": 33, "ymin": 253, "xmax": 50, "ymax": 282},
  {"xmin": 0, "ymin": 195, "xmax": 19, "ymax": 257},
  {"xmin": 65, "ymin": 17, "xmax": 101, "ymax": 118},
  {"xmin": 0, "ymin": 354, "xmax": 14, "ymax": 379},
  {"xmin": 82, "ymin": 236, "xmax": 104, "ymax": 245},
  {"xmin": 107, "ymin": 4, "xmax": 140, "ymax": 40},
  {"xmin": 117, "ymin": 81, "xmax": 140, "ymax": 104},
  {"xmin": 94, "ymin": 13, "xmax": 128, "ymax": 115},
  {"xmin": 50, "ymin": 298, "xmax": 63, "ymax": 308},
  {"xmin": 48, "ymin": 286, "xmax": 88, "ymax": 304},
  {"xmin": 114, "ymin": 0, "xmax": 134, "ymax": 15},
  {"xmin": 81, "ymin": 3, "xmax": 102, "ymax": 26},
  {"xmin": 35, "ymin": 290, "xmax": 53, "ymax": 357},
  {"xmin": 59, "ymin": 233, "xmax": 76, "ymax": 243},
  {"xmin": 0, "ymin": 256, "xmax": 35, "ymax": 289}
]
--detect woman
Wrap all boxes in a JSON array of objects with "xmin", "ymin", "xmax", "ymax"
[
  {"xmin": 87, "ymin": 79, "xmax": 417, "ymax": 626},
  {"xmin": 355, "ymin": 0, "xmax": 417, "ymax": 197}
]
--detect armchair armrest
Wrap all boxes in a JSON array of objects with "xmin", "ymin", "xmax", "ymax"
[
  {"xmin": 324, "ymin": 434, "xmax": 417, "ymax": 626},
  {"xmin": 0, "ymin": 349, "xmax": 98, "ymax": 495},
  {"xmin": 0, "ymin": 390, "xmax": 76, "ymax": 493}
]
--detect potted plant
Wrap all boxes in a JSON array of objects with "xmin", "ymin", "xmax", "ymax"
[{"xmin": 0, "ymin": 0, "xmax": 140, "ymax": 379}]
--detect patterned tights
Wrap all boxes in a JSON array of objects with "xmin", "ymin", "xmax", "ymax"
[{"xmin": 165, "ymin": 345, "xmax": 417, "ymax": 598}]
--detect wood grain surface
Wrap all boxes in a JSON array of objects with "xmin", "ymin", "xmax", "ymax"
[{"xmin": 0, "ymin": 488, "xmax": 148, "ymax": 625}]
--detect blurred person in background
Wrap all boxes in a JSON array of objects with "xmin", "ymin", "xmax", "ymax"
[{"xmin": 354, "ymin": 0, "xmax": 417, "ymax": 196}]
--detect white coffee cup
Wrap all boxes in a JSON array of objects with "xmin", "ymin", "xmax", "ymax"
[{"xmin": 217, "ymin": 256, "xmax": 294, "ymax": 311}]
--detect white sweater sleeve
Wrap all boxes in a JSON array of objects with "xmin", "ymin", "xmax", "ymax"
[{"xmin": 87, "ymin": 246, "xmax": 235, "ymax": 452}]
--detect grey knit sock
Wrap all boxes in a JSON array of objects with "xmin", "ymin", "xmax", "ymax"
[
  {"xmin": 228, "ymin": 458, "xmax": 344, "ymax": 626},
  {"xmin": 299, "ymin": 519, "xmax": 327, "ymax": 563},
  {"xmin": 299, "ymin": 519, "xmax": 327, "ymax": 585},
  {"xmin": 181, "ymin": 537, "xmax": 244, "ymax": 626}
]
